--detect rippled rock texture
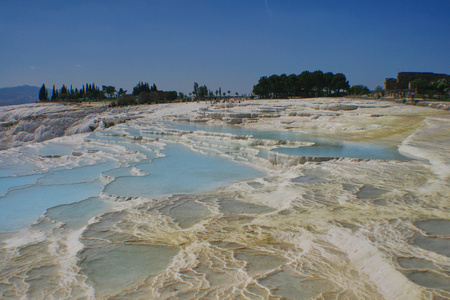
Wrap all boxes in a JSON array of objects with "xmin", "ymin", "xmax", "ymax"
[
  {"xmin": 0, "ymin": 98, "xmax": 449, "ymax": 299},
  {"xmin": 0, "ymin": 103, "xmax": 147, "ymax": 150}
]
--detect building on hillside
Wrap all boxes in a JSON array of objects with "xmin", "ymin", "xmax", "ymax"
[{"xmin": 385, "ymin": 72, "xmax": 450, "ymax": 91}]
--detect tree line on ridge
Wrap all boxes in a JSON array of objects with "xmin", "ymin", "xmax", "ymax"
[
  {"xmin": 39, "ymin": 83, "xmax": 125, "ymax": 102},
  {"xmin": 38, "ymin": 71, "xmax": 376, "ymax": 105},
  {"xmin": 252, "ymin": 71, "xmax": 351, "ymax": 99},
  {"xmin": 38, "ymin": 82, "xmax": 179, "ymax": 106},
  {"xmin": 38, "ymin": 81, "xmax": 240, "ymax": 105}
]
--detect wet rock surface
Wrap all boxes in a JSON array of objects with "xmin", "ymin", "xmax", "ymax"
[
  {"xmin": 0, "ymin": 104, "xmax": 147, "ymax": 150},
  {"xmin": 0, "ymin": 98, "xmax": 449, "ymax": 299}
]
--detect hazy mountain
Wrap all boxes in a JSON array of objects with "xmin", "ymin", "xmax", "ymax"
[{"xmin": 0, "ymin": 85, "xmax": 40, "ymax": 106}]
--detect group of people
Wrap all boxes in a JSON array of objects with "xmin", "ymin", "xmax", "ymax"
[
  {"xmin": 388, "ymin": 91, "xmax": 415, "ymax": 100},
  {"xmin": 208, "ymin": 98, "xmax": 246, "ymax": 105}
]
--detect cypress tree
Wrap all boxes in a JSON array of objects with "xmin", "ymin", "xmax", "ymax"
[
  {"xmin": 51, "ymin": 85, "xmax": 56, "ymax": 101},
  {"xmin": 39, "ymin": 84, "xmax": 49, "ymax": 101}
]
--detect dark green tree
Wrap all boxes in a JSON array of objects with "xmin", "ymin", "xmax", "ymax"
[
  {"xmin": 332, "ymin": 73, "xmax": 349, "ymax": 95},
  {"xmin": 117, "ymin": 88, "xmax": 127, "ymax": 97},
  {"xmin": 349, "ymin": 85, "xmax": 370, "ymax": 95},
  {"xmin": 138, "ymin": 92, "xmax": 154, "ymax": 104},
  {"xmin": 61, "ymin": 84, "xmax": 68, "ymax": 95},
  {"xmin": 39, "ymin": 84, "xmax": 49, "ymax": 101},
  {"xmin": 409, "ymin": 78, "xmax": 428, "ymax": 94},
  {"xmin": 198, "ymin": 85, "xmax": 208, "ymax": 99},
  {"xmin": 51, "ymin": 85, "xmax": 57, "ymax": 101},
  {"xmin": 253, "ymin": 76, "xmax": 270, "ymax": 98},
  {"xmin": 165, "ymin": 91, "xmax": 178, "ymax": 101},
  {"xmin": 311, "ymin": 70, "xmax": 325, "ymax": 96},
  {"xmin": 298, "ymin": 71, "xmax": 313, "ymax": 96},
  {"xmin": 133, "ymin": 82, "xmax": 151, "ymax": 96},
  {"xmin": 323, "ymin": 72, "xmax": 334, "ymax": 96},
  {"xmin": 286, "ymin": 74, "xmax": 299, "ymax": 97},
  {"xmin": 436, "ymin": 82, "xmax": 447, "ymax": 95},
  {"xmin": 102, "ymin": 85, "xmax": 117, "ymax": 98},
  {"xmin": 253, "ymin": 70, "xmax": 351, "ymax": 98},
  {"xmin": 193, "ymin": 82, "xmax": 199, "ymax": 99}
]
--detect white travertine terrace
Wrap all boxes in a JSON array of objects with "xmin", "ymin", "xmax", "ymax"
[{"xmin": 0, "ymin": 98, "xmax": 449, "ymax": 299}]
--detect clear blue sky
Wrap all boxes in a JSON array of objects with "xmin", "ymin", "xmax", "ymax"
[{"xmin": 1, "ymin": 0, "xmax": 449, "ymax": 95}]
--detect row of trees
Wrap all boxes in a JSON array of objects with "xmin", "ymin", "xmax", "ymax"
[
  {"xmin": 132, "ymin": 82, "xmax": 157, "ymax": 96},
  {"xmin": 192, "ymin": 83, "xmax": 239, "ymax": 100},
  {"xmin": 114, "ymin": 81, "xmax": 178, "ymax": 106},
  {"xmin": 38, "ymin": 81, "xmax": 242, "ymax": 104},
  {"xmin": 39, "ymin": 73, "xmax": 392, "ymax": 104},
  {"xmin": 115, "ymin": 81, "xmax": 241, "ymax": 105},
  {"xmin": 252, "ymin": 71, "xmax": 351, "ymax": 99},
  {"xmin": 349, "ymin": 85, "xmax": 370, "ymax": 95},
  {"xmin": 39, "ymin": 82, "xmax": 178, "ymax": 105},
  {"xmin": 39, "ymin": 83, "xmax": 126, "ymax": 101}
]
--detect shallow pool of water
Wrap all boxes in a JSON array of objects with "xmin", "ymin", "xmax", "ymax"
[
  {"xmin": 0, "ymin": 180, "xmax": 105, "ymax": 231},
  {"xmin": 165, "ymin": 121, "xmax": 411, "ymax": 160},
  {"xmin": 0, "ymin": 134, "xmax": 264, "ymax": 232},
  {"xmin": 0, "ymin": 115, "xmax": 447, "ymax": 299},
  {"xmin": 104, "ymin": 143, "xmax": 264, "ymax": 198},
  {"xmin": 274, "ymin": 142, "xmax": 411, "ymax": 160}
]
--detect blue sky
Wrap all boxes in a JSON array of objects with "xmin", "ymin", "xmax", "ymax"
[{"xmin": 1, "ymin": 0, "xmax": 449, "ymax": 95}]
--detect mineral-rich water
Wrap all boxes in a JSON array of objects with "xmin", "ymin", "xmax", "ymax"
[
  {"xmin": 166, "ymin": 120, "xmax": 412, "ymax": 160},
  {"xmin": 0, "ymin": 119, "xmax": 448, "ymax": 299},
  {"xmin": 273, "ymin": 141, "xmax": 411, "ymax": 160}
]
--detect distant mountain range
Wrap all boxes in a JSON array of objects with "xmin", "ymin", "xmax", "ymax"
[{"xmin": 0, "ymin": 85, "xmax": 40, "ymax": 106}]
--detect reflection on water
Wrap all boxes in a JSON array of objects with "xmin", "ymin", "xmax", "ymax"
[
  {"xmin": 167, "ymin": 121, "xmax": 411, "ymax": 160},
  {"xmin": 0, "ymin": 119, "xmax": 449, "ymax": 299},
  {"xmin": 274, "ymin": 142, "xmax": 411, "ymax": 160},
  {"xmin": 104, "ymin": 143, "xmax": 264, "ymax": 198}
]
